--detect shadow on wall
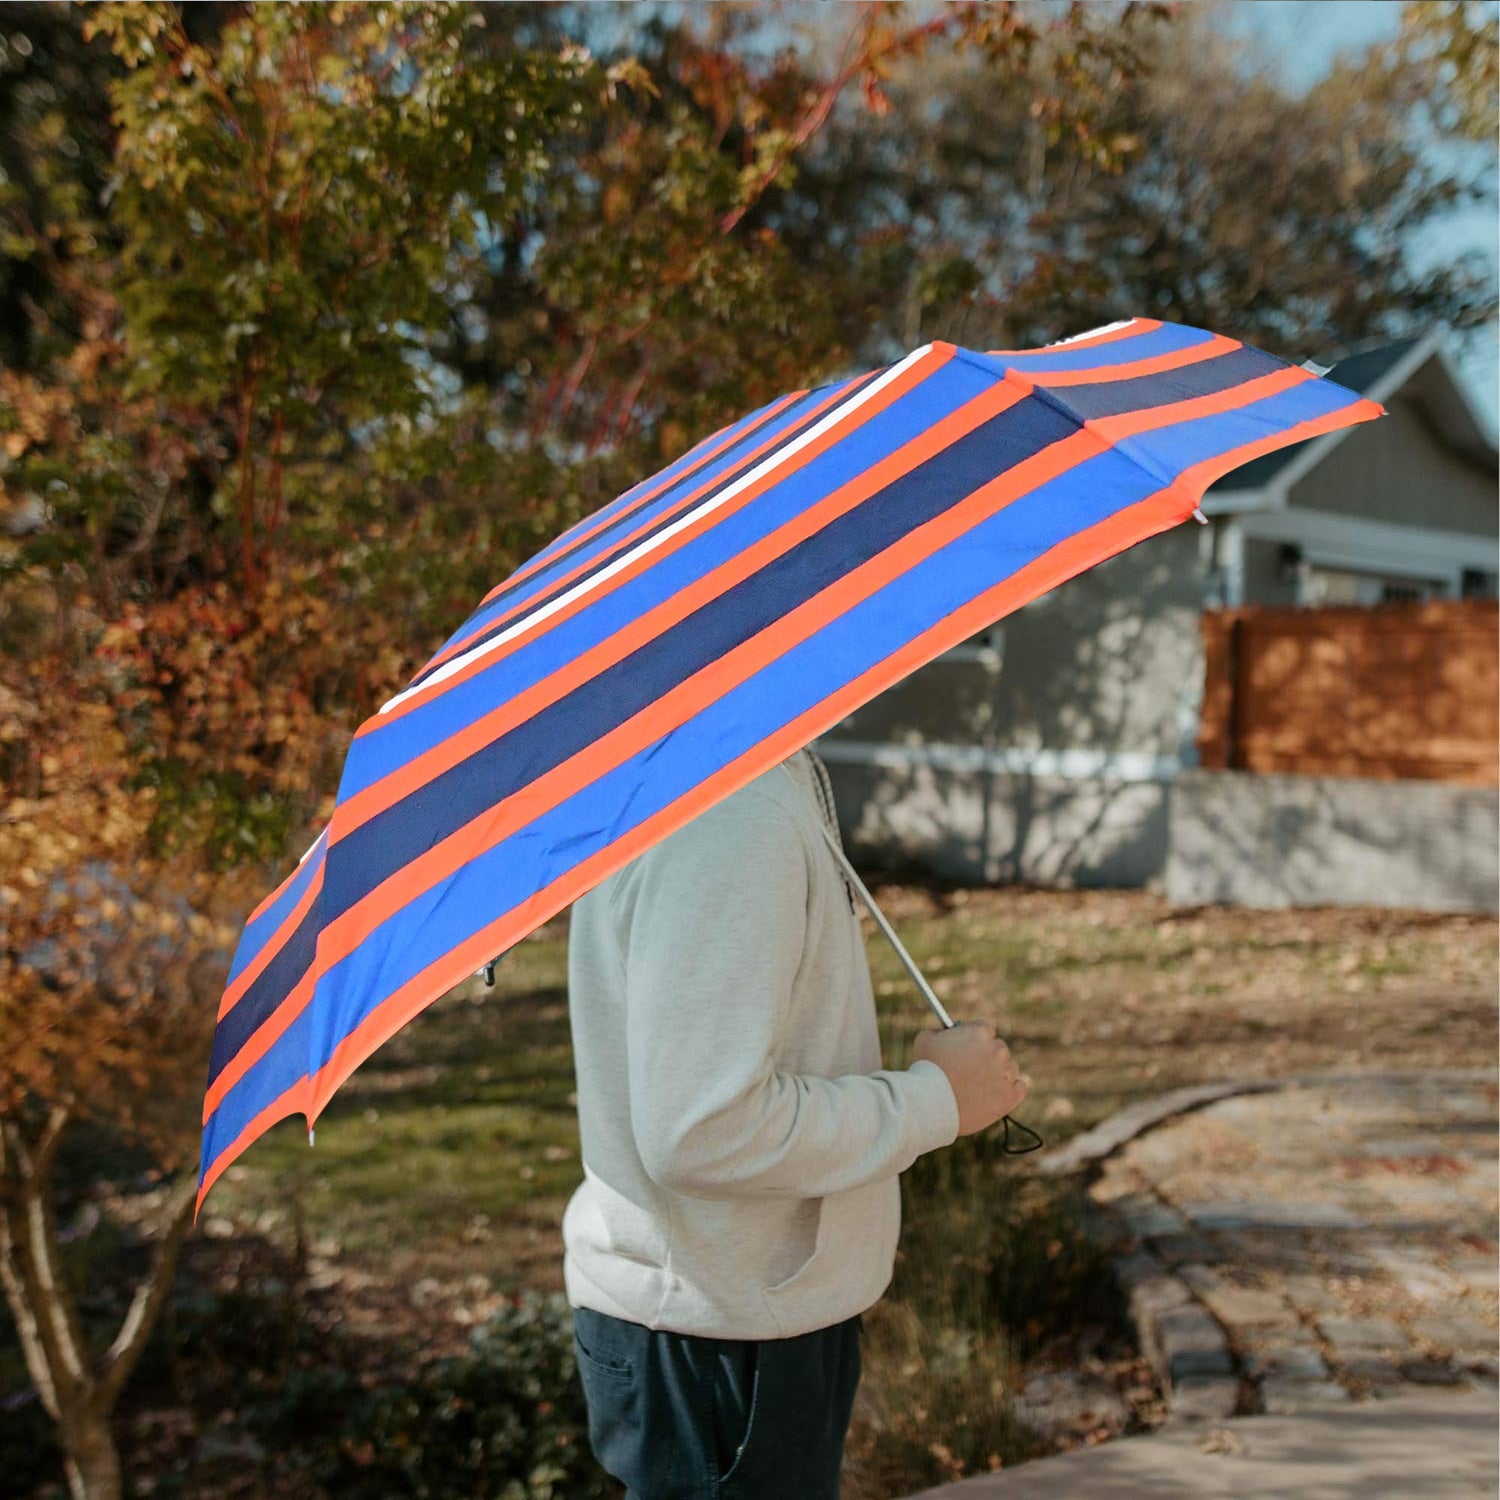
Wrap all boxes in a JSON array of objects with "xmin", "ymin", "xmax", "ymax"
[
  {"xmin": 821, "ymin": 527, "xmax": 1206, "ymax": 889},
  {"xmin": 1166, "ymin": 769, "xmax": 1500, "ymax": 914}
]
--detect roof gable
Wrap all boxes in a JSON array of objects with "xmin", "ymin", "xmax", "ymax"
[{"xmin": 1207, "ymin": 328, "xmax": 1496, "ymax": 505}]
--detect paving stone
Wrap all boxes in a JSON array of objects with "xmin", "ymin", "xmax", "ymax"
[
  {"xmin": 1317, "ymin": 1315, "xmax": 1408, "ymax": 1352},
  {"xmin": 1129, "ymin": 1272, "xmax": 1193, "ymax": 1325},
  {"xmin": 1340, "ymin": 1351, "xmax": 1407, "ymax": 1384},
  {"xmin": 1110, "ymin": 1247, "xmax": 1166, "ymax": 1285},
  {"xmin": 1366, "ymin": 1248, "xmax": 1464, "ymax": 1301},
  {"xmin": 1410, "ymin": 1313, "xmax": 1499, "ymax": 1357},
  {"xmin": 1449, "ymin": 1258, "xmax": 1498, "ymax": 1294},
  {"xmin": 1149, "ymin": 1232, "xmax": 1219, "ymax": 1266},
  {"xmin": 1114, "ymin": 1191, "xmax": 1191, "ymax": 1239},
  {"xmin": 1399, "ymin": 1356, "xmax": 1468, "ymax": 1386},
  {"xmin": 1169, "ymin": 1374, "xmax": 1239, "ymax": 1422},
  {"xmin": 1013, "ymin": 1371, "xmax": 1130, "ymax": 1437},
  {"xmin": 1191, "ymin": 1202, "xmax": 1371, "ymax": 1231},
  {"xmin": 1156, "ymin": 1304, "xmax": 1234, "ymax": 1382},
  {"xmin": 1280, "ymin": 1273, "xmax": 1345, "ymax": 1316},
  {"xmin": 1261, "ymin": 1379, "xmax": 1352, "ymax": 1414},
  {"xmin": 1244, "ymin": 1340, "xmax": 1331, "ymax": 1381},
  {"xmin": 1200, "ymin": 1285, "xmax": 1300, "ymax": 1329},
  {"xmin": 1176, "ymin": 1261, "xmax": 1223, "ymax": 1296}
]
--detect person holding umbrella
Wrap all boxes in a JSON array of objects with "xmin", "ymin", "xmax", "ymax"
[
  {"xmin": 563, "ymin": 743, "xmax": 1030, "ymax": 1498},
  {"xmin": 195, "ymin": 317, "xmax": 1380, "ymax": 1498}
]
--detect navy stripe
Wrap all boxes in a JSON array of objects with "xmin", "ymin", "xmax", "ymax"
[
  {"xmin": 1044, "ymin": 345, "xmax": 1286, "ymax": 421},
  {"xmin": 411, "ymin": 377, "xmax": 882, "ymax": 687},
  {"xmin": 206, "ymin": 899, "xmax": 320, "ymax": 1090},
  {"xmin": 318, "ymin": 394, "xmax": 1079, "ymax": 929}
]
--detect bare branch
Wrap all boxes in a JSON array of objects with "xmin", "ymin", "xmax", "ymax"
[
  {"xmin": 98, "ymin": 1176, "xmax": 197, "ymax": 1405},
  {"xmin": 0, "ymin": 1197, "xmax": 63, "ymax": 1419}
]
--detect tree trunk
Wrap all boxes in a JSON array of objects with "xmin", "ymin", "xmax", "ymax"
[
  {"xmin": 2, "ymin": 1114, "xmax": 196, "ymax": 1500},
  {"xmin": 61, "ymin": 1405, "xmax": 123, "ymax": 1500}
]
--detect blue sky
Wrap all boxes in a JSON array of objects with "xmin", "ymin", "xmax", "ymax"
[{"xmin": 1205, "ymin": 2, "xmax": 1496, "ymax": 420}]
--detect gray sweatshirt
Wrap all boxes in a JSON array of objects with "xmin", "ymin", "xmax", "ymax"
[{"xmin": 562, "ymin": 747, "xmax": 960, "ymax": 1340}]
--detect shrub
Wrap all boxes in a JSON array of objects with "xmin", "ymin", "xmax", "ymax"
[{"xmin": 251, "ymin": 1292, "xmax": 608, "ymax": 1500}]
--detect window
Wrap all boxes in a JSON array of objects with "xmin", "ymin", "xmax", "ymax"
[{"xmin": 1304, "ymin": 566, "xmax": 1447, "ymax": 606}]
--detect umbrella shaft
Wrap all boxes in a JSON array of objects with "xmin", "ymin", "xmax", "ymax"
[{"xmin": 816, "ymin": 823, "xmax": 956, "ymax": 1030}]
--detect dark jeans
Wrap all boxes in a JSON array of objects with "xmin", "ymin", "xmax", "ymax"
[{"xmin": 571, "ymin": 1305, "xmax": 863, "ymax": 1499}]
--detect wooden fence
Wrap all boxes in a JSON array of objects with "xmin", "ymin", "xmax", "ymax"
[{"xmin": 1197, "ymin": 600, "xmax": 1499, "ymax": 784}]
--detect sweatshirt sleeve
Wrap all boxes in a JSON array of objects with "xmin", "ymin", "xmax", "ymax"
[{"xmin": 610, "ymin": 786, "xmax": 960, "ymax": 1201}]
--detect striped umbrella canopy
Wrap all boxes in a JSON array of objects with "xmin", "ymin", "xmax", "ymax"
[{"xmin": 197, "ymin": 316, "xmax": 1383, "ymax": 1210}]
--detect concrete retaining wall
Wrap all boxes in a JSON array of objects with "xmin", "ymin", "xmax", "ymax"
[
  {"xmin": 1165, "ymin": 769, "xmax": 1499, "ymax": 913},
  {"xmin": 823, "ymin": 752, "xmax": 1171, "ymax": 889}
]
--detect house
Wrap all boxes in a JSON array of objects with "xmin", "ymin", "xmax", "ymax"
[{"xmin": 816, "ymin": 327, "xmax": 1499, "ymax": 893}]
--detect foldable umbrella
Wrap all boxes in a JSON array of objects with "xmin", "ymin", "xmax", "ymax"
[{"xmin": 197, "ymin": 316, "xmax": 1383, "ymax": 1211}]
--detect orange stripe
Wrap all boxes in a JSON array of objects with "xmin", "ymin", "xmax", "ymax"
[
  {"xmin": 1026, "ymin": 333, "xmax": 1240, "ymax": 388},
  {"xmin": 196, "ymin": 1078, "xmax": 311, "ymax": 1220},
  {"xmin": 417, "ymin": 383, "xmax": 865, "ymax": 685},
  {"xmin": 245, "ymin": 832, "xmax": 322, "ymax": 925},
  {"xmin": 473, "ymin": 390, "xmax": 807, "ymax": 610},
  {"xmin": 218, "ymin": 864, "xmax": 324, "ymax": 1020},
  {"xmin": 355, "ymin": 354, "xmax": 948, "ymax": 738},
  {"xmin": 333, "ymin": 361, "xmax": 1009, "ymax": 841},
  {"xmin": 199, "ymin": 390, "xmax": 1388, "ymax": 1203},
  {"xmin": 988, "ymin": 318, "xmax": 1157, "ymax": 357}
]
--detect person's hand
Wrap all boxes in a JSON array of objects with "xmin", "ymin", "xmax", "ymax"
[{"xmin": 913, "ymin": 1021, "xmax": 1030, "ymax": 1137}]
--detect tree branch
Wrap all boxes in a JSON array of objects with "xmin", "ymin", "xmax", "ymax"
[
  {"xmin": 0, "ymin": 1194, "xmax": 63, "ymax": 1419},
  {"xmin": 0, "ymin": 1109, "xmax": 88, "ymax": 1410},
  {"xmin": 97, "ymin": 1175, "xmax": 196, "ymax": 1406}
]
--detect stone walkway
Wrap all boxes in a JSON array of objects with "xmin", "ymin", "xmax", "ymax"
[
  {"xmin": 1088, "ymin": 1072, "xmax": 1498, "ymax": 1420},
  {"xmin": 911, "ymin": 1389, "xmax": 1497, "ymax": 1499},
  {"xmin": 913, "ymin": 1071, "xmax": 1498, "ymax": 1499}
]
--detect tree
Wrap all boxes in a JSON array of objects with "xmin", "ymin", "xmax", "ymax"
[
  {"xmin": 0, "ymin": 6, "xmax": 621, "ymax": 1494},
  {"xmin": 0, "ymin": 4, "xmax": 1120, "ymax": 1492},
  {"xmin": 0, "ymin": 4, "xmax": 1179, "ymax": 1492},
  {"xmin": 784, "ymin": 0, "xmax": 1497, "ymax": 360}
]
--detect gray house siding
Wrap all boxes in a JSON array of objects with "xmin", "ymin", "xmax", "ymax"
[
  {"xmin": 821, "ymin": 524, "xmax": 1205, "ymax": 887},
  {"xmin": 1287, "ymin": 392, "xmax": 1496, "ymax": 536}
]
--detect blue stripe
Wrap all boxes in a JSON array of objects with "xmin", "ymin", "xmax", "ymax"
[
  {"xmin": 988, "ymin": 322, "xmax": 1213, "ymax": 374},
  {"xmin": 1031, "ymin": 345, "xmax": 1287, "ymax": 420}
]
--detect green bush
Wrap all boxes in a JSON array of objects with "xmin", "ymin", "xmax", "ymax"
[{"xmin": 251, "ymin": 1292, "xmax": 608, "ymax": 1500}]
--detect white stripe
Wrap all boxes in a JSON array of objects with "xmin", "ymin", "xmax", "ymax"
[
  {"xmin": 1045, "ymin": 318, "xmax": 1138, "ymax": 348},
  {"xmin": 814, "ymin": 737, "xmax": 1180, "ymax": 785},
  {"xmin": 378, "ymin": 345, "xmax": 938, "ymax": 715}
]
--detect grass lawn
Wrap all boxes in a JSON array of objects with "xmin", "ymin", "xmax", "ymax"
[{"xmin": 195, "ymin": 883, "xmax": 1495, "ymax": 1494}]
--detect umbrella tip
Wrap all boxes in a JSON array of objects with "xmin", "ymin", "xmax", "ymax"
[
  {"xmin": 308, "ymin": 1126, "xmax": 315, "ymax": 1148},
  {"xmin": 1191, "ymin": 505, "xmax": 1208, "ymax": 526}
]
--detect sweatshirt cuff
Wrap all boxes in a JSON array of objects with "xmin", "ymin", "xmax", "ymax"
[{"xmin": 902, "ymin": 1058, "xmax": 962, "ymax": 1155}]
